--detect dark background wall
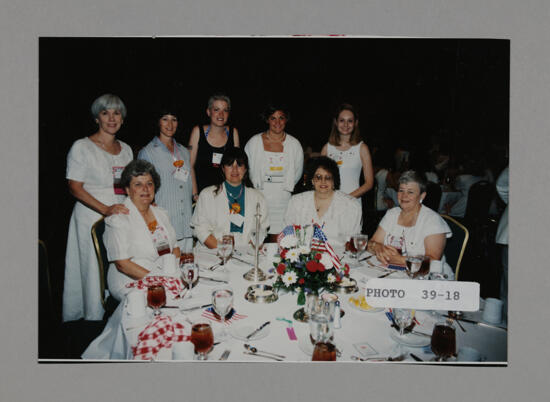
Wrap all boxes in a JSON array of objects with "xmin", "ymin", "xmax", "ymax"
[{"xmin": 39, "ymin": 37, "xmax": 509, "ymax": 317}]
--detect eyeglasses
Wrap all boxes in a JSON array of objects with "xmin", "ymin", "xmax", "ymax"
[{"xmin": 313, "ymin": 174, "xmax": 333, "ymax": 182}]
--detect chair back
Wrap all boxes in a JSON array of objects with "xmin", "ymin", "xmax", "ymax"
[
  {"xmin": 91, "ymin": 218, "xmax": 109, "ymax": 309},
  {"xmin": 440, "ymin": 214, "xmax": 469, "ymax": 280},
  {"xmin": 38, "ymin": 239, "xmax": 54, "ymax": 318},
  {"xmin": 423, "ymin": 182, "xmax": 442, "ymax": 212},
  {"xmin": 464, "ymin": 180, "xmax": 495, "ymax": 223}
]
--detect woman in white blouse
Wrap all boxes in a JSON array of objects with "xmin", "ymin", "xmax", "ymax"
[
  {"xmin": 104, "ymin": 160, "xmax": 180, "ymax": 301},
  {"xmin": 191, "ymin": 147, "xmax": 269, "ymax": 248},
  {"xmin": 368, "ymin": 170, "xmax": 454, "ymax": 279},
  {"xmin": 284, "ymin": 156, "xmax": 362, "ymax": 247},
  {"xmin": 244, "ymin": 105, "xmax": 303, "ymax": 242}
]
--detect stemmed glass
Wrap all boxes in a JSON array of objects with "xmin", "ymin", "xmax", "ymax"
[
  {"xmin": 392, "ymin": 308, "xmax": 414, "ymax": 356},
  {"xmin": 431, "ymin": 319, "xmax": 456, "ymax": 361},
  {"xmin": 190, "ymin": 319, "xmax": 214, "ymax": 360},
  {"xmin": 147, "ymin": 284, "xmax": 166, "ymax": 316},
  {"xmin": 182, "ymin": 262, "xmax": 198, "ymax": 299},
  {"xmin": 217, "ymin": 234, "xmax": 235, "ymax": 271},
  {"xmin": 352, "ymin": 234, "xmax": 369, "ymax": 260},
  {"xmin": 212, "ymin": 287, "xmax": 234, "ymax": 341}
]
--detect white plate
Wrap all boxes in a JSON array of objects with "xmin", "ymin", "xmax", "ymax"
[
  {"xmin": 346, "ymin": 296, "xmax": 384, "ymax": 313},
  {"xmin": 298, "ymin": 335, "xmax": 343, "ymax": 356},
  {"xmin": 389, "ymin": 328, "xmax": 431, "ymax": 347},
  {"xmin": 229, "ymin": 323, "xmax": 271, "ymax": 341}
]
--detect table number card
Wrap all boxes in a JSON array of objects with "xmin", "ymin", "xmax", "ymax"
[{"xmin": 364, "ymin": 279, "xmax": 480, "ymax": 311}]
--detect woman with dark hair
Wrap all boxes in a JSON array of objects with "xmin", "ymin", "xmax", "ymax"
[
  {"xmin": 104, "ymin": 159, "xmax": 180, "ymax": 301},
  {"xmin": 63, "ymin": 94, "xmax": 133, "ymax": 322},
  {"xmin": 321, "ymin": 103, "xmax": 373, "ymax": 202},
  {"xmin": 138, "ymin": 106, "xmax": 193, "ymax": 251},
  {"xmin": 188, "ymin": 93, "xmax": 240, "ymax": 199},
  {"xmin": 191, "ymin": 147, "xmax": 269, "ymax": 249},
  {"xmin": 284, "ymin": 156, "xmax": 362, "ymax": 246},
  {"xmin": 245, "ymin": 104, "xmax": 303, "ymax": 241}
]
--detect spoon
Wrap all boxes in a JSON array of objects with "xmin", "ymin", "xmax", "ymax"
[
  {"xmin": 244, "ymin": 344, "xmax": 286, "ymax": 359},
  {"xmin": 351, "ymin": 354, "xmax": 405, "ymax": 362}
]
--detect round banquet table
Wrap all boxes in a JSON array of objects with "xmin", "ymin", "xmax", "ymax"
[{"xmin": 82, "ymin": 245, "xmax": 507, "ymax": 363}]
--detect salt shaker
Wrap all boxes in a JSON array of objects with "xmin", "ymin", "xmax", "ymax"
[{"xmin": 334, "ymin": 301, "xmax": 342, "ymax": 329}]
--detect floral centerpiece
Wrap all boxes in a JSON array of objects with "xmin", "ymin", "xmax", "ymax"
[{"xmin": 272, "ymin": 224, "xmax": 350, "ymax": 305}]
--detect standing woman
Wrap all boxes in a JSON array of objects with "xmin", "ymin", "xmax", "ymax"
[
  {"xmin": 321, "ymin": 103, "xmax": 374, "ymax": 202},
  {"xmin": 188, "ymin": 94, "xmax": 240, "ymax": 201},
  {"xmin": 138, "ymin": 106, "xmax": 193, "ymax": 251},
  {"xmin": 63, "ymin": 94, "xmax": 133, "ymax": 322},
  {"xmin": 245, "ymin": 105, "xmax": 303, "ymax": 242}
]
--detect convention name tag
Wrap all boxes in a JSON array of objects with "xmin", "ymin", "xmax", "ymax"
[
  {"xmin": 173, "ymin": 168, "xmax": 189, "ymax": 182},
  {"xmin": 229, "ymin": 213, "xmax": 244, "ymax": 227},
  {"xmin": 112, "ymin": 166, "xmax": 125, "ymax": 194},
  {"xmin": 269, "ymin": 166, "xmax": 283, "ymax": 171},
  {"xmin": 363, "ymin": 278, "xmax": 480, "ymax": 311},
  {"xmin": 212, "ymin": 152, "xmax": 223, "ymax": 166}
]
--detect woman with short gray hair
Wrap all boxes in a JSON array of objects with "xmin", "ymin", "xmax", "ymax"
[
  {"xmin": 367, "ymin": 170, "xmax": 454, "ymax": 279},
  {"xmin": 63, "ymin": 93, "xmax": 133, "ymax": 322}
]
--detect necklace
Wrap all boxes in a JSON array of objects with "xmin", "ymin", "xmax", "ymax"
[
  {"xmin": 226, "ymin": 184, "xmax": 244, "ymax": 214},
  {"xmin": 266, "ymin": 132, "xmax": 286, "ymax": 142}
]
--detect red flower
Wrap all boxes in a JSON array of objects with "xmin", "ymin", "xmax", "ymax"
[
  {"xmin": 276, "ymin": 263, "xmax": 286, "ymax": 275},
  {"xmin": 314, "ymin": 253, "xmax": 322, "ymax": 261},
  {"xmin": 298, "ymin": 278, "xmax": 305, "ymax": 284},
  {"xmin": 343, "ymin": 264, "xmax": 350, "ymax": 276},
  {"xmin": 306, "ymin": 260, "xmax": 318, "ymax": 273},
  {"xmin": 280, "ymin": 249, "xmax": 288, "ymax": 259},
  {"xmin": 317, "ymin": 263, "xmax": 325, "ymax": 272},
  {"xmin": 293, "ymin": 224, "xmax": 301, "ymax": 230},
  {"xmin": 336, "ymin": 274, "xmax": 342, "ymax": 282}
]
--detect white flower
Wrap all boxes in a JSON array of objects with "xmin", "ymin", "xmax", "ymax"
[
  {"xmin": 298, "ymin": 245, "xmax": 311, "ymax": 255},
  {"xmin": 327, "ymin": 273, "xmax": 336, "ymax": 283},
  {"xmin": 282, "ymin": 271, "xmax": 297, "ymax": 286},
  {"xmin": 287, "ymin": 248, "xmax": 300, "ymax": 263},
  {"xmin": 280, "ymin": 235, "xmax": 298, "ymax": 249},
  {"xmin": 320, "ymin": 253, "xmax": 334, "ymax": 269},
  {"xmin": 273, "ymin": 256, "xmax": 281, "ymax": 264}
]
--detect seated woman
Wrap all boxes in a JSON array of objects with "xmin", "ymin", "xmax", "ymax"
[
  {"xmin": 191, "ymin": 147, "xmax": 269, "ymax": 248},
  {"xmin": 284, "ymin": 156, "xmax": 362, "ymax": 247},
  {"xmin": 104, "ymin": 160, "xmax": 180, "ymax": 301},
  {"xmin": 367, "ymin": 170, "xmax": 454, "ymax": 279}
]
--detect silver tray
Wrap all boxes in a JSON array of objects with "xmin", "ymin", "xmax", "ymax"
[
  {"xmin": 245, "ymin": 284, "xmax": 278, "ymax": 304},
  {"xmin": 333, "ymin": 277, "xmax": 359, "ymax": 294}
]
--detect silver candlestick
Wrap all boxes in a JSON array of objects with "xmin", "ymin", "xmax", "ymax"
[{"xmin": 243, "ymin": 202, "xmax": 267, "ymax": 281}]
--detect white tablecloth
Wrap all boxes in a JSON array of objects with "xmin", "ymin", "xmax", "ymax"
[{"xmin": 82, "ymin": 246, "xmax": 507, "ymax": 363}]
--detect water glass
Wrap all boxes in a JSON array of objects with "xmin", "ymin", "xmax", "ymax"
[{"xmin": 212, "ymin": 287, "xmax": 234, "ymax": 341}]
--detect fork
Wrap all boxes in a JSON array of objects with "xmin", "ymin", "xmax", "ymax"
[{"xmin": 219, "ymin": 350, "xmax": 231, "ymax": 360}]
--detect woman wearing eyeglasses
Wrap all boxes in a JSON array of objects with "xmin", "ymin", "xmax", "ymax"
[{"xmin": 284, "ymin": 156, "xmax": 362, "ymax": 246}]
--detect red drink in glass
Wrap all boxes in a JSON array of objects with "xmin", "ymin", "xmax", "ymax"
[
  {"xmin": 191, "ymin": 323, "xmax": 214, "ymax": 355},
  {"xmin": 431, "ymin": 324, "xmax": 456, "ymax": 359},
  {"xmin": 312, "ymin": 342, "xmax": 337, "ymax": 361},
  {"xmin": 147, "ymin": 285, "xmax": 166, "ymax": 309}
]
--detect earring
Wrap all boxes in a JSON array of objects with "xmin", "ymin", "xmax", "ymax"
[{"xmin": 420, "ymin": 199, "xmax": 423, "ymax": 204}]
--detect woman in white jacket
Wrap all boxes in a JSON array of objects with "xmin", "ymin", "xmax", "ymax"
[
  {"xmin": 191, "ymin": 147, "xmax": 269, "ymax": 248},
  {"xmin": 244, "ymin": 105, "xmax": 303, "ymax": 241}
]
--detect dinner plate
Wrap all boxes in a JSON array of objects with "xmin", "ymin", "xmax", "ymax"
[
  {"xmin": 298, "ymin": 335, "xmax": 343, "ymax": 356},
  {"xmin": 229, "ymin": 322, "xmax": 271, "ymax": 341},
  {"xmin": 389, "ymin": 328, "xmax": 431, "ymax": 347},
  {"xmin": 346, "ymin": 296, "xmax": 384, "ymax": 313}
]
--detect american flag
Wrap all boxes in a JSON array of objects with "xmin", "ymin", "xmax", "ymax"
[
  {"xmin": 311, "ymin": 224, "xmax": 342, "ymax": 271},
  {"xmin": 277, "ymin": 225, "xmax": 297, "ymax": 246}
]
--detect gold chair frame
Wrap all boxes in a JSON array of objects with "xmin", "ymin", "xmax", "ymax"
[{"xmin": 440, "ymin": 214, "xmax": 469, "ymax": 280}]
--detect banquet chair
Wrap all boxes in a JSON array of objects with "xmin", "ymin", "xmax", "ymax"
[
  {"xmin": 39, "ymin": 239, "xmax": 60, "ymax": 358},
  {"xmin": 463, "ymin": 180, "xmax": 495, "ymax": 225},
  {"xmin": 91, "ymin": 218, "xmax": 119, "ymax": 319},
  {"xmin": 423, "ymin": 181, "xmax": 442, "ymax": 212},
  {"xmin": 440, "ymin": 214, "xmax": 469, "ymax": 280}
]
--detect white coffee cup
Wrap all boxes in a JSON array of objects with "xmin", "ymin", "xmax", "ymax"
[
  {"xmin": 457, "ymin": 346, "xmax": 482, "ymax": 362},
  {"xmin": 262, "ymin": 243, "xmax": 279, "ymax": 258},
  {"xmin": 482, "ymin": 297, "xmax": 503, "ymax": 324},
  {"xmin": 126, "ymin": 290, "xmax": 147, "ymax": 317},
  {"xmin": 161, "ymin": 253, "xmax": 178, "ymax": 274},
  {"xmin": 172, "ymin": 341, "xmax": 195, "ymax": 360}
]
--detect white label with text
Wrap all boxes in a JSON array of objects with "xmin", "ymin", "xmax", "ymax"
[{"xmin": 364, "ymin": 279, "xmax": 480, "ymax": 311}]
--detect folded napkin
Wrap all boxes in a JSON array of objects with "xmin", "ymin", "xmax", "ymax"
[
  {"xmin": 126, "ymin": 276, "xmax": 185, "ymax": 299},
  {"xmin": 132, "ymin": 315, "xmax": 189, "ymax": 360},
  {"xmin": 201, "ymin": 307, "xmax": 247, "ymax": 325}
]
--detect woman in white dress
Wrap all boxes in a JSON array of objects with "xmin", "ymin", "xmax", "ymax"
[
  {"xmin": 104, "ymin": 160, "xmax": 180, "ymax": 301},
  {"xmin": 192, "ymin": 147, "xmax": 269, "ymax": 248},
  {"xmin": 63, "ymin": 94, "xmax": 133, "ymax": 322},
  {"xmin": 367, "ymin": 170, "xmax": 454, "ymax": 279},
  {"xmin": 245, "ymin": 105, "xmax": 303, "ymax": 241},
  {"xmin": 284, "ymin": 156, "xmax": 362, "ymax": 247},
  {"xmin": 321, "ymin": 103, "xmax": 373, "ymax": 201}
]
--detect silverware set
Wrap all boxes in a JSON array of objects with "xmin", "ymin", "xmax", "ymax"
[{"xmin": 351, "ymin": 354, "xmax": 406, "ymax": 362}]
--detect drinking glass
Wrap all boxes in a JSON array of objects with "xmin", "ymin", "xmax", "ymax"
[
  {"xmin": 405, "ymin": 255, "xmax": 424, "ymax": 278},
  {"xmin": 212, "ymin": 287, "xmax": 234, "ymax": 341},
  {"xmin": 393, "ymin": 308, "xmax": 414, "ymax": 337},
  {"xmin": 147, "ymin": 284, "xmax": 166, "ymax": 316},
  {"xmin": 182, "ymin": 262, "xmax": 198, "ymax": 299},
  {"xmin": 352, "ymin": 234, "xmax": 369, "ymax": 260},
  {"xmin": 190, "ymin": 320, "xmax": 214, "ymax": 360},
  {"xmin": 312, "ymin": 341, "xmax": 337, "ymax": 361},
  {"xmin": 309, "ymin": 313, "xmax": 336, "ymax": 361},
  {"xmin": 217, "ymin": 234, "xmax": 234, "ymax": 271},
  {"xmin": 431, "ymin": 319, "xmax": 456, "ymax": 361},
  {"xmin": 249, "ymin": 229, "xmax": 267, "ymax": 250}
]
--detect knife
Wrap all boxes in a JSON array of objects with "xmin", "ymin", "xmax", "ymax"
[
  {"xmin": 246, "ymin": 321, "xmax": 270, "ymax": 339},
  {"xmin": 359, "ymin": 255, "xmax": 374, "ymax": 262},
  {"xmin": 243, "ymin": 351, "xmax": 283, "ymax": 361},
  {"xmin": 442, "ymin": 315, "xmax": 507, "ymax": 331},
  {"xmin": 180, "ymin": 303, "xmax": 212, "ymax": 312},
  {"xmin": 200, "ymin": 276, "xmax": 229, "ymax": 284},
  {"xmin": 410, "ymin": 353, "xmax": 424, "ymax": 362}
]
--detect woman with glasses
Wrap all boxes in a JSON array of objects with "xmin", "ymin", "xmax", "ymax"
[{"xmin": 284, "ymin": 156, "xmax": 362, "ymax": 246}]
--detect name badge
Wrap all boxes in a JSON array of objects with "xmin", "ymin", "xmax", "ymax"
[
  {"xmin": 112, "ymin": 166, "xmax": 125, "ymax": 194},
  {"xmin": 151, "ymin": 225, "xmax": 171, "ymax": 256},
  {"xmin": 173, "ymin": 167, "xmax": 189, "ymax": 182},
  {"xmin": 212, "ymin": 152, "xmax": 223, "ymax": 167},
  {"xmin": 229, "ymin": 213, "xmax": 244, "ymax": 227}
]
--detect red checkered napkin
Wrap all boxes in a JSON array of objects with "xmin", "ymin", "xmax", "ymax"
[
  {"xmin": 126, "ymin": 276, "xmax": 184, "ymax": 298},
  {"xmin": 201, "ymin": 307, "xmax": 247, "ymax": 325},
  {"xmin": 132, "ymin": 315, "xmax": 189, "ymax": 360}
]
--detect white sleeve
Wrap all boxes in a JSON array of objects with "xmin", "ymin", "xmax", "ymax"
[
  {"xmin": 293, "ymin": 139, "xmax": 304, "ymax": 186},
  {"xmin": 190, "ymin": 189, "xmax": 216, "ymax": 244},
  {"xmin": 496, "ymin": 167, "xmax": 509, "ymax": 204},
  {"xmin": 66, "ymin": 140, "xmax": 89, "ymax": 182},
  {"xmin": 423, "ymin": 212, "xmax": 452, "ymax": 239},
  {"xmin": 284, "ymin": 195, "xmax": 300, "ymax": 227},
  {"xmin": 345, "ymin": 199, "xmax": 362, "ymax": 235},
  {"xmin": 378, "ymin": 208, "xmax": 396, "ymax": 233},
  {"xmin": 103, "ymin": 214, "xmax": 133, "ymax": 261}
]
